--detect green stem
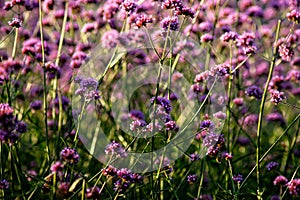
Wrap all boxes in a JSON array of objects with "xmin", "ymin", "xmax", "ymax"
[
  {"xmin": 39, "ymin": 0, "xmax": 51, "ymax": 163},
  {"xmin": 12, "ymin": 28, "xmax": 18, "ymax": 59},
  {"xmin": 196, "ymin": 159, "xmax": 205, "ymax": 199},
  {"xmin": 239, "ymin": 113, "xmax": 300, "ymax": 191},
  {"xmin": 74, "ymin": 100, "xmax": 87, "ymax": 147},
  {"xmin": 255, "ymin": 20, "xmax": 281, "ymax": 199}
]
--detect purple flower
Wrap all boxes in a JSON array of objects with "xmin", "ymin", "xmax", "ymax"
[
  {"xmin": 101, "ymin": 29, "xmax": 119, "ymax": 49},
  {"xmin": 270, "ymin": 195, "xmax": 280, "ymax": 200},
  {"xmin": 242, "ymin": 45, "xmax": 257, "ymax": 55},
  {"xmin": 211, "ymin": 63, "xmax": 231, "ymax": 76},
  {"xmin": 102, "ymin": 166, "xmax": 117, "ymax": 176},
  {"xmin": 273, "ymin": 175, "xmax": 288, "ymax": 186},
  {"xmin": 0, "ymin": 179, "xmax": 9, "ymax": 189},
  {"xmin": 203, "ymin": 133, "xmax": 225, "ymax": 156},
  {"xmin": 50, "ymin": 161, "xmax": 64, "ymax": 173},
  {"xmin": 57, "ymin": 182, "xmax": 70, "ymax": 198},
  {"xmin": 70, "ymin": 51, "xmax": 88, "ymax": 69},
  {"xmin": 8, "ymin": 18, "xmax": 22, "ymax": 28},
  {"xmin": 85, "ymin": 186, "xmax": 101, "ymax": 199},
  {"xmin": 220, "ymin": 31, "xmax": 238, "ymax": 42},
  {"xmin": 287, "ymin": 9, "xmax": 300, "ymax": 24},
  {"xmin": 187, "ymin": 174, "xmax": 198, "ymax": 184},
  {"xmin": 81, "ymin": 22, "xmax": 97, "ymax": 33},
  {"xmin": 270, "ymin": 90, "xmax": 285, "ymax": 105},
  {"xmin": 189, "ymin": 153, "xmax": 200, "ymax": 162},
  {"xmin": 278, "ymin": 41, "xmax": 294, "ymax": 62},
  {"xmin": 222, "ymin": 152, "xmax": 233, "ymax": 160},
  {"xmin": 233, "ymin": 174, "xmax": 243, "ymax": 184},
  {"xmin": 121, "ymin": 0, "xmax": 137, "ymax": 15},
  {"xmin": 16, "ymin": 121, "xmax": 27, "ymax": 133},
  {"xmin": 161, "ymin": 16, "xmax": 179, "ymax": 31},
  {"xmin": 287, "ymin": 179, "xmax": 300, "ymax": 195},
  {"xmin": 30, "ymin": 100, "xmax": 42, "ymax": 110},
  {"xmin": 4, "ymin": 2, "xmax": 14, "ymax": 10},
  {"xmin": 132, "ymin": 14, "xmax": 153, "ymax": 29},
  {"xmin": 199, "ymin": 22, "xmax": 213, "ymax": 32},
  {"xmin": 165, "ymin": 120, "xmax": 179, "ymax": 131},
  {"xmin": 233, "ymin": 97, "xmax": 244, "ymax": 106},
  {"xmin": 286, "ymin": 70, "xmax": 300, "ymax": 83},
  {"xmin": 266, "ymin": 112, "xmax": 285, "ymax": 125},
  {"xmin": 200, "ymin": 120, "xmax": 215, "ymax": 131},
  {"xmin": 236, "ymin": 32, "xmax": 255, "ymax": 47},
  {"xmin": 130, "ymin": 120, "xmax": 146, "ymax": 132},
  {"xmin": 0, "ymin": 103, "xmax": 13, "ymax": 117},
  {"xmin": 269, "ymin": 75, "xmax": 291, "ymax": 91},
  {"xmin": 213, "ymin": 111, "xmax": 226, "ymax": 120},
  {"xmin": 246, "ymin": 5, "xmax": 263, "ymax": 17},
  {"xmin": 129, "ymin": 109, "xmax": 145, "ymax": 121},
  {"xmin": 105, "ymin": 141, "xmax": 128, "ymax": 158},
  {"xmin": 112, "ymin": 168, "xmax": 143, "ymax": 193},
  {"xmin": 150, "ymin": 96, "xmax": 172, "ymax": 114},
  {"xmin": 266, "ymin": 161, "xmax": 279, "ymax": 171},
  {"xmin": 245, "ymin": 85, "xmax": 263, "ymax": 100},
  {"xmin": 201, "ymin": 34, "xmax": 214, "ymax": 43},
  {"xmin": 161, "ymin": 0, "xmax": 183, "ymax": 10},
  {"xmin": 60, "ymin": 147, "xmax": 80, "ymax": 164},
  {"xmin": 45, "ymin": 62, "xmax": 60, "ymax": 80}
]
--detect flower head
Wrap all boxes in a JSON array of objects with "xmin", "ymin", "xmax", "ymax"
[
  {"xmin": 60, "ymin": 147, "xmax": 80, "ymax": 164},
  {"xmin": 287, "ymin": 179, "xmax": 300, "ymax": 195}
]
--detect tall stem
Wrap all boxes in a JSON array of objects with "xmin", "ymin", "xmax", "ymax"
[
  {"xmin": 39, "ymin": 0, "xmax": 50, "ymax": 162},
  {"xmin": 256, "ymin": 20, "xmax": 281, "ymax": 199}
]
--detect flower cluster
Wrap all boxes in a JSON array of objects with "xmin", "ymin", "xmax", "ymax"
[
  {"xmin": 287, "ymin": 179, "xmax": 300, "ymax": 195},
  {"xmin": 105, "ymin": 141, "xmax": 128, "ymax": 158},
  {"xmin": 202, "ymin": 132, "xmax": 225, "ymax": 156},
  {"xmin": 74, "ymin": 76, "xmax": 100, "ymax": 101},
  {"xmin": 265, "ymin": 161, "xmax": 279, "ymax": 171},
  {"xmin": 0, "ymin": 179, "xmax": 9, "ymax": 189},
  {"xmin": 233, "ymin": 174, "xmax": 243, "ymax": 184},
  {"xmin": 0, "ymin": 103, "xmax": 27, "ymax": 145},
  {"xmin": 187, "ymin": 174, "xmax": 197, "ymax": 184},
  {"xmin": 102, "ymin": 166, "xmax": 143, "ymax": 193},
  {"xmin": 287, "ymin": 9, "xmax": 300, "ymax": 24},
  {"xmin": 273, "ymin": 175, "xmax": 288, "ymax": 186},
  {"xmin": 60, "ymin": 147, "xmax": 80, "ymax": 164}
]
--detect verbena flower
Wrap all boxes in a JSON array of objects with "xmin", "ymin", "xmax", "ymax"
[
  {"xmin": 266, "ymin": 161, "xmax": 279, "ymax": 171},
  {"xmin": 0, "ymin": 179, "xmax": 9, "ymax": 189},
  {"xmin": 287, "ymin": 9, "xmax": 300, "ymax": 24},
  {"xmin": 121, "ymin": 0, "xmax": 137, "ymax": 15},
  {"xmin": 270, "ymin": 90, "xmax": 285, "ymax": 105},
  {"xmin": 273, "ymin": 175, "xmax": 288, "ymax": 186},
  {"xmin": 161, "ymin": 16, "xmax": 179, "ymax": 31},
  {"xmin": 60, "ymin": 147, "xmax": 80, "ymax": 164},
  {"xmin": 105, "ymin": 141, "xmax": 128, "ymax": 158},
  {"xmin": 233, "ymin": 174, "xmax": 243, "ymax": 184},
  {"xmin": 245, "ymin": 85, "xmax": 263, "ymax": 100},
  {"xmin": 187, "ymin": 174, "xmax": 197, "ymax": 184},
  {"xmin": 8, "ymin": 18, "xmax": 22, "ymax": 28},
  {"xmin": 287, "ymin": 179, "xmax": 300, "ymax": 195},
  {"xmin": 85, "ymin": 186, "xmax": 101, "ymax": 199},
  {"xmin": 220, "ymin": 31, "xmax": 238, "ymax": 42}
]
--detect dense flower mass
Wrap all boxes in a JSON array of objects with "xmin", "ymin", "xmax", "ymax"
[{"xmin": 0, "ymin": 0, "xmax": 299, "ymax": 199}]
